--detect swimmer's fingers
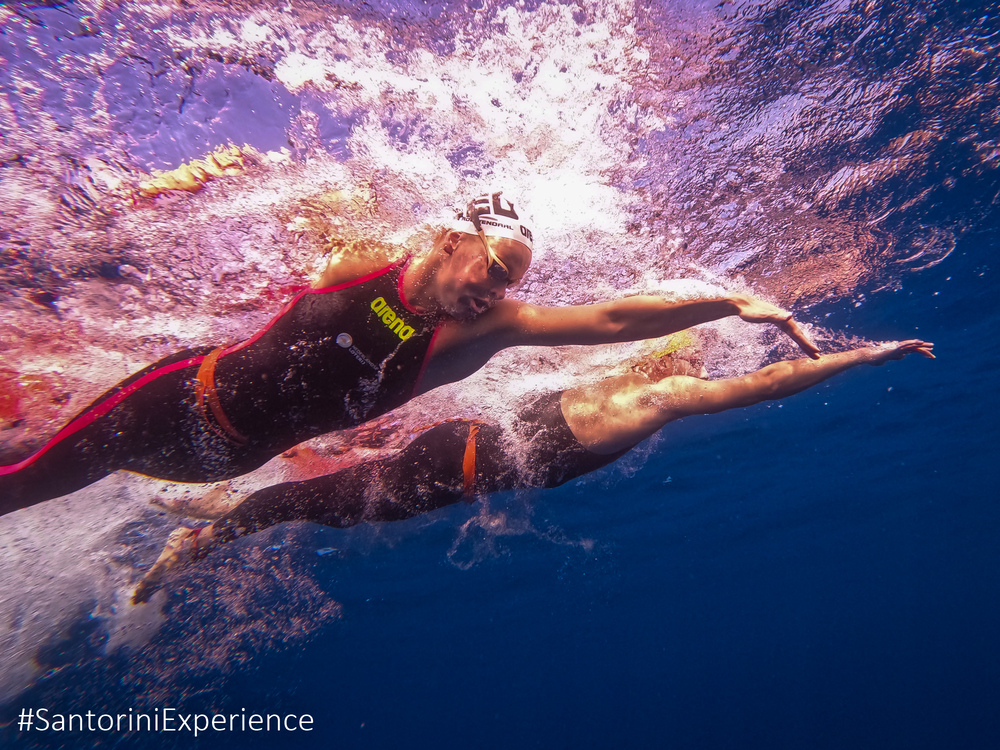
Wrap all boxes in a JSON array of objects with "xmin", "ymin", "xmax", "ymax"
[
  {"xmin": 896, "ymin": 339, "xmax": 936, "ymax": 359},
  {"xmin": 732, "ymin": 296, "xmax": 820, "ymax": 357},
  {"xmin": 779, "ymin": 316, "xmax": 821, "ymax": 359},
  {"xmin": 748, "ymin": 307, "xmax": 821, "ymax": 358},
  {"xmin": 870, "ymin": 340, "xmax": 935, "ymax": 365}
]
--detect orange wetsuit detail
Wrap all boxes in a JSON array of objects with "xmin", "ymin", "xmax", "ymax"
[
  {"xmin": 195, "ymin": 348, "xmax": 249, "ymax": 445},
  {"xmin": 462, "ymin": 423, "xmax": 481, "ymax": 497}
]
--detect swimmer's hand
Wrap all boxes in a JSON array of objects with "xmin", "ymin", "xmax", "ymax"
[
  {"xmin": 868, "ymin": 339, "xmax": 935, "ymax": 365},
  {"xmin": 131, "ymin": 526, "xmax": 209, "ymax": 605},
  {"xmin": 731, "ymin": 295, "xmax": 821, "ymax": 359}
]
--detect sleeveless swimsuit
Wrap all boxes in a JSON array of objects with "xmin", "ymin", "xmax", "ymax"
[
  {"xmin": 205, "ymin": 258, "xmax": 440, "ymax": 449},
  {"xmin": 0, "ymin": 259, "xmax": 441, "ymax": 511}
]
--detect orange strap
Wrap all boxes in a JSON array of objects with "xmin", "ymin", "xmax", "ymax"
[
  {"xmin": 462, "ymin": 423, "xmax": 480, "ymax": 498},
  {"xmin": 195, "ymin": 348, "xmax": 249, "ymax": 445},
  {"xmin": 404, "ymin": 417, "xmax": 481, "ymax": 498}
]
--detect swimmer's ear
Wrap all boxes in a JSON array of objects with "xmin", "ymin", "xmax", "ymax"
[{"xmin": 442, "ymin": 231, "xmax": 464, "ymax": 255}]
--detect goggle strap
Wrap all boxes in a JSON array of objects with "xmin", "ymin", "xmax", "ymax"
[{"xmin": 477, "ymin": 230, "xmax": 510, "ymax": 275}]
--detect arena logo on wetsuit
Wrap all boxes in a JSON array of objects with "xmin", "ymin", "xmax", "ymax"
[{"xmin": 370, "ymin": 297, "xmax": 416, "ymax": 341}]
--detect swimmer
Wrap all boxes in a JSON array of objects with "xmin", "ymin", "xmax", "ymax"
[
  {"xmin": 132, "ymin": 337, "xmax": 933, "ymax": 603},
  {"xmin": 1, "ymin": 191, "xmax": 819, "ymax": 516}
]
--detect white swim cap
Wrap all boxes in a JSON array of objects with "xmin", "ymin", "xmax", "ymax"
[{"xmin": 453, "ymin": 191, "xmax": 534, "ymax": 253}]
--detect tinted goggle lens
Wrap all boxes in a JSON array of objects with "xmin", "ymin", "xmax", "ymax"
[
  {"xmin": 486, "ymin": 254, "xmax": 509, "ymax": 282},
  {"xmin": 478, "ymin": 231, "xmax": 514, "ymax": 283}
]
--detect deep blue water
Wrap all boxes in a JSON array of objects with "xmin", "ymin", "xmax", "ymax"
[
  {"xmin": 265, "ymin": 243, "xmax": 995, "ymax": 750},
  {"xmin": 3, "ymin": 194, "xmax": 998, "ymax": 750}
]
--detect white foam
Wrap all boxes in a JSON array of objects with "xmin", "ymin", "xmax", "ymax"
[
  {"xmin": 275, "ymin": 51, "xmax": 329, "ymax": 92},
  {"xmin": 0, "ymin": 475, "xmax": 162, "ymax": 703}
]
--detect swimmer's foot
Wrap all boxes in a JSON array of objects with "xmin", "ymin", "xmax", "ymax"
[
  {"xmin": 150, "ymin": 483, "xmax": 236, "ymax": 520},
  {"xmin": 132, "ymin": 526, "xmax": 213, "ymax": 604},
  {"xmin": 631, "ymin": 331, "xmax": 708, "ymax": 381}
]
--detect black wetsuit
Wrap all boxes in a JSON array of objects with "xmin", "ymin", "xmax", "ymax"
[
  {"xmin": 0, "ymin": 260, "xmax": 441, "ymax": 514},
  {"xmin": 212, "ymin": 392, "xmax": 628, "ymax": 541}
]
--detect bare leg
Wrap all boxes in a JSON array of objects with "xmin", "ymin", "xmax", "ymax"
[
  {"xmin": 563, "ymin": 341, "xmax": 934, "ymax": 455},
  {"xmin": 150, "ymin": 482, "xmax": 241, "ymax": 520},
  {"xmin": 131, "ymin": 526, "xmax": 212, "ymax": 603}
]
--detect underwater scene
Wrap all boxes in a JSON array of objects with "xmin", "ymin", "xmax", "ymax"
[{"xmin": 0, "ymin": 0, "xmax": 998, "ymax": 747}]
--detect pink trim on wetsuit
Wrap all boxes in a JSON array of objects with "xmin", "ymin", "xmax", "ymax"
[
  {"xmin": 411, "ymin": 324, "xmax": 444, "ymax": 398},
  {"xmin": 0, "ymin": 354, "xmax": 207, "ymax": 476},
  {"xmin": 219, "ymin": 260, "xmax": 405, "ymax": 358},
  {"xmin": 1, "ymin": 260, "xmax": 412, "ymax": 477},
  {"xmin": 399, "ymin": 256, "xmax": 443, "ymax": 397},
  {"xmin": 396, "ymin": 257, "xmax": 424, "ymax": 315}
]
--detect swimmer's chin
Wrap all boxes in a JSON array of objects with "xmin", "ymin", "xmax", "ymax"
[{"xmin": 451, "ymin": 297, "xmax": 491, "ymax": 320}]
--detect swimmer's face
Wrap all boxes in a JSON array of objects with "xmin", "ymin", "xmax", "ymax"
[{"xmin": 437, "ymin": 232, "xmax": 532, "ymax": 319}]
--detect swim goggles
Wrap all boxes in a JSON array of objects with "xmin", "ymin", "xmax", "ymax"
[
  {"xmin": 477, "ymin": 230, "xmax": 513, "ymax": 283},
  {"xmin": 466, "ymin": 200, "xmax": 514, "ymax": 284}
]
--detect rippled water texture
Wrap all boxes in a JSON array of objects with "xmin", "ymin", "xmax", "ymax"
[
  {"xmin": 1, "ymin": 0, "xmax": 994, "ymax": 448},
  {"xmin": 0, "ymin": 0, "xmax": 998, "ymax": 737}
]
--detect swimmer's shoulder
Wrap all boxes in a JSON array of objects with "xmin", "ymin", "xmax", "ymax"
[
  {"xmin": 418, "ymin": 300, "xmax": 531, "ymax": 393},
  {"xmin": 312, "ymin": 238, "xmax": 406, "ymax": 288},
  {"xmin": 432, "ymin": 298, "xmax": 526, "ymax": 350}
]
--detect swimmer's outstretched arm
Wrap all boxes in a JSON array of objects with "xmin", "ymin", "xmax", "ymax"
[
  {"xmin": 565, "ymin": 340, "xmax": 935, "ymax": 455},
  {"xmin": 133, "ymin": 341, "xmax": 933, "ymax": 603},
  {"xmin": 508, "ymin": 294, "xmax": 817, "ymax": 355},
  {"xmin": 663, "ymin": 339, "xmax": 934, "ymax": 416},
  {"xmin": 419, "ymin": 293, "xmax": 819, "ymax": 393}
]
